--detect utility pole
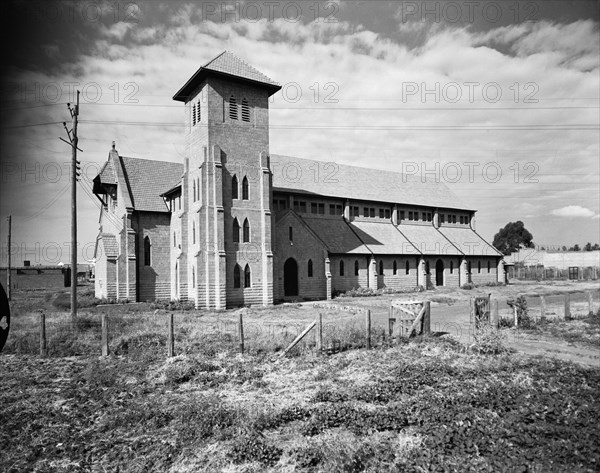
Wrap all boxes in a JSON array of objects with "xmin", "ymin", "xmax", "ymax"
[
  {"xmin": 60, "ymin": 91, "xmax": 81, "ymax": 319},
  {"xmin": 6, "ymin": 215, "xmax": 11, "ymax": 301}
]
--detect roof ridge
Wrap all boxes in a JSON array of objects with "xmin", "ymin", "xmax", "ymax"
[{"xmin": 203, "ymin": 50, "xmax": 227, "ymax": 68}]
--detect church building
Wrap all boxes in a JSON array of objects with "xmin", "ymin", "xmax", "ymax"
[{"xmin": 93, "ymin": 51, "xmax": 504, "ymax": 308}]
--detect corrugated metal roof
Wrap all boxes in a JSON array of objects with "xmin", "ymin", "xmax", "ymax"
[
  {"xmin": 271, "ymin": 154, "xmax": 473, "ymax": 211},
  {"xmin": 438, "ymin": 226, "xmax": 502, "ymax": 256},
  {"xmin": 119, "ymin": 157, "xmax": 182, "ymax": 212},
  {"xmin": 301, "ymin": 217, "xmax": 371, "ymax": 254},
  {"xmin": 349, "ymin": 220, "xmax": 418, "ymax": 255}
]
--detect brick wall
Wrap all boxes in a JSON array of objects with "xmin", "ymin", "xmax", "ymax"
[
  {"xmin": 135, "ymin": 211, "xmax": 172, "ymax": 301},
  {"xmin": 421, "ymin": 256, "xmax": 462, "ymax": 288},
  {"xmin": 273, "ymin": 212, "xmax": 328, "ymax": 301},
  {"xmin": 467, "ymin": 256, "xmax": 499, "ymax": 285}
]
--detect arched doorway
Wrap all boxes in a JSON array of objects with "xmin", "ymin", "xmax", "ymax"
[
  {"xmin": 435, "ymin": 259, "xmax": 444, "ymax": 286},
  {"xmin": 284, "ymin": 258, "xmax": 298, "ymax": 297}
]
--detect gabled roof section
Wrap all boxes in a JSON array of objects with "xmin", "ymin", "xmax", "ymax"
[
  {"xmin": 119, "ymin": 157, "xmax": 183, "ymax": 212},
  {"xmin": 396, "ymin": 224, "xmax": 463, "ymax": 256},
  {"xmin": 271, "ymin": 154, "xmax": 473, "ymax": 211},
  {"xmin": 97, "ymin": 160, "xmax": 116, "ymax": 184},
  {"xmin": 437, "ymin": 226, "xmax": 502, "ymax": 257},
  {"xmin": 349, "ymin": 221, "xmax": 419, "ymax": 255},
  {"xmin": 173, "ymin": 51, "xmax": 281, "ymax": 101},
  {"xmin": 301, "ymin": 217, "xmax": 371, "ymax": 254}
]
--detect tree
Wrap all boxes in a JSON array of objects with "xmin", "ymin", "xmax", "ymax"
[
  {"xmin": 573, "ymin": 244, "xmax": 581, "ymax": 252},
  {"xmin": 561, "ymin": 246, "xmax": 567, "ymax": 251},
  {"xmin": 492, "ymin": 221, "xmax": 534, "ymax": 255},
  {"xmin": 592, "ymin": 243, "xmax": 600, "ymax": 251},
  {"xmin": 584, "ymin": 242, "xmax": 593, "ymax": 251}
]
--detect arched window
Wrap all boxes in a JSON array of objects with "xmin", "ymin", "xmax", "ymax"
[
  {"xmin": 379, "ymin": 260, "xmax": 384, "ymax": 276},
  {"xmin": 242, "ymin": 176, "xmax": 249, "ymax": 200},
  {"xmin": 243, "ymin": 218, "xmax": 250, "ymax": 242},
  {"xmin": 173, "ymin": 232, "xmax": 176, "ymax": 247},
  {"xmin": 487, "ymin": 261, "xmax": 491, "ymax": 273},
  {"xmin": 393, "ymin": 260, "xmax": 397, "ymax": 275},
  {"xmin": 478, "ymin": 261, "xmax": 481, "ymax": 273},
  {"xmin": 232, "ymin": 218, "xmax": 240, "ymax": 243},
  {"xmin": 339, "ymin": 260, "xmax": 345, "ymax": 276},
  {"xmin": 308, "ymin": 259, "xmax": 313, "ymax": 277},
  {"xmin": 354, "ymin": 260, "xmax": 359, "ymax": 276},
  {"xmin": 232, "ymin": 175, "xmax": 238, "ymax": 200},
  {"xmin": 229, "ymin": 95, "xmax": 238, "ymax": 120},
  {"xmin": 405, "ymin": 260, "xmax": 410, "ymax": 275},
  {"xmin": 450, "ymin": 261, "xmax": 454, "ymax": 274},
  {"xmin": 244, "ymin": 264, "xmax": 251, "ymax": 288},
  {"xmin": 192, "ymin": 266, "xmax": 195, "ymax": 288},
  {"xmin": 143, "ymin": 236, "xmax": 151, "ymax": 266},
  {"xmin": 233, "ymin": 264, "xmax": 241, "ymax": 288},
  {"xmin": 192, "ymin": 221, "xmax": 196, "ymax": 244},
  {"xmin": 192, "ymin": 180, "xmax": 196, "ymax": 201},
  {"xmin": 241, "ymin": 98, "xmax": 250, "ymax": 122}
]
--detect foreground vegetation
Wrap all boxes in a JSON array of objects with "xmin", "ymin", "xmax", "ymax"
[{"xmin": 1, "ymin": 336, "xmax": 599, "ymax": 472}]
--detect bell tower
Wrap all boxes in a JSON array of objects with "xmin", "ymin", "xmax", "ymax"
[{"xmin": 173, "ymin": 51, "xmax": 281, "ymax": 308}]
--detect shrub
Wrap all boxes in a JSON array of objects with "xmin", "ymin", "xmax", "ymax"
[
  {"xmin": 507, "ymin": 295, "xmax": 533, "ymax": 328},
  {"xmin": 230, "ymin": 430, "xmax": 283, "ymax": 466},
  {"xmin": 151, "ymin": 299, "xmax": 196, "ymax": 311},
  {"xmin": 471, "ymin": 326, "xmax": 509, "ymax": 355},
  {"xmin": 461, "ymin": 282, "xmax": 475, "ymax": 290}
]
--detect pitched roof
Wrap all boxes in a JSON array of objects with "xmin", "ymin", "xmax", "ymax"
[
  {"xmin": 173, "ymin": 51, "xmax": 281, "ymax": 101},
  {"xmin": 271, "ymin": 154, "xmax": 473, "ymax": 211},
  {"xmin": 97, "ymin": 160, "xmax": 116, "ymax": 184},
  {"xmin": 396, "ymin": 224, "xmax": 463, "ymax": 256},
  {"xmin": 119, "ymin": 157, "xmax": 182, "ymax": 212},
  {"xmin": 438, "ymin": 226, "xmax": 502, "ymax": 257},
  {"xmin": 349, "ymin": 221, "xmax": 418, "ymax": 255},
  {"xmin": 301, "ymin": 217, "xmax": 371, "ymax": 254}
]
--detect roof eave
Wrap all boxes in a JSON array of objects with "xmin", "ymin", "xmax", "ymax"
[{"xmin": 173, "ymin": 69, "xmax": 281, "ymax": 102}]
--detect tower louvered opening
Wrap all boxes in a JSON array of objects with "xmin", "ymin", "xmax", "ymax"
[
  {"xmin": 241, "ymin": 98, "xmax": 250, "ymax": 122},
  {"xmin": 229, "ymin": 95, "xmax": 238, "ymax": 120}
]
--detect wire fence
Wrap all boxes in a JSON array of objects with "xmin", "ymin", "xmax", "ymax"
[
  {"xmin": 508, "ymin": 265, "xmax": 599, "ymax": 281},
  {"xmin": 3, "ymin": 290, "xmax": 598, "ymax": 359}
]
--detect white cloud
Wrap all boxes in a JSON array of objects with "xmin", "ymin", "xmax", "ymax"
[{"xmin": 551, "ymin": 206, "xmax": 599, "ymax": 219}]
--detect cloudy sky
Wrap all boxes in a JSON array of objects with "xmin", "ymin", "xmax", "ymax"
[{"xmin": 1, "ymin": 0, "xmax": 598, "ymax": 265}]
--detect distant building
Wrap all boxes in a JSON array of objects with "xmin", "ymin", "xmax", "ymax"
[
  {"xmin": 93, "ymin": 51, "xmax": 503, "ymax": 308},
  {"xmin": 504, "ymin": 249, "xmax": 600, "ymax": 269}
]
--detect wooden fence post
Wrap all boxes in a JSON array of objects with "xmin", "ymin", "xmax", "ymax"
[
  {"xmin": 513, "ymin": 304, "xmax": 518, "ymax": 329},
  {"xmin": 167, "ymin": 313, "xmax": 174, "ymax": 358},
  {"xmin": 238, "ymin": 312, "xmax": 244, "ymax": 354},
  {"xmin": 39, "ymin": 312, "xmax": 47, "ymax": 357},
  {"xmin": 588, "ymin": 291, "xmax": 594, "ymax": 316},
  {"xmin": 365, "ymin": 310, "xmax": 371, "ymax": 349},
  {"xmin": 491, "ymin": 299, "xmax": 499, "ymax": 328},
  {"xmin": 317, "ymin": 313, "xmax": 323, "ymax": 353},
  {"xmin": 388, "ymin": 304, "xmax": 394, "ymax": 340},
  {"xmin": 101, "ymin": 313, "xmax": 109, "ymax": 357},
  {"xmin": 540, "ymin": 296, "xmax": 546, "ymax": 322},
  {"xmin": 564, "ymin": 293, "xmax": 571, "ymax": 321},
  {"xmin": 422, "ymin": 301, "xmax": 431, "ymax": 335}
]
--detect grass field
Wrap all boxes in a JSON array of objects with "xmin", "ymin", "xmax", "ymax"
[{"xmin": 1, "ymin": 282, "xmax": 599, "ymax": 472}]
